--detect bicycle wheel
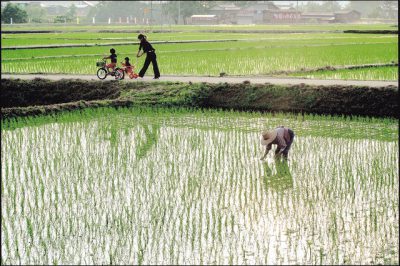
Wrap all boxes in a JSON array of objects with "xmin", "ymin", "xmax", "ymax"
[
  {"xmin": 97, "ymin": 68, "xmax": 107, "ymax": 80},
  {"xmin": 115, "ymin": 68, "xmax": 125, "ymax": 80}
]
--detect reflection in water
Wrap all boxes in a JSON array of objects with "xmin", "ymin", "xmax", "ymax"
[
  {"xmin": 262, "ymin": 160, "xmax": 293, "ymax": 191},
  {"xmin": 2, "ymin": 114, "xmax": 398, "ymax": 265},
  {"xmin": 136, "ymin": 124, "xmax": 160, "ymax": 160}
]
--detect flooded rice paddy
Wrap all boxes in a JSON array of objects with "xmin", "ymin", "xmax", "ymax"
[{"xmin": 1, "ymin": 108, "xmax": 398, "ymax": 265}]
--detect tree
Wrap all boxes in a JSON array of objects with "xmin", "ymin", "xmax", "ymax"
[
  {"xmin": 65, "ymin": 4, "xmax": 77, "ymax": 21},
  {"xmin": 231, "ymin": 1, "xmax": 253, "ymax": 8},
  {"xmin": 1, "ymin": 3, "xmax": 28, "ymax": 24},
  {"xmin": 344, "ymin": 1, "xmax": 381, "ymax": 18},
  {"xmin": 345, "ymin": 0, "xmax": 397, "ymax": 19},
  {"xmin": 88, "ymin": 1, "xmax": 146, "ymax": 22},
  {"xmin": 320, "ymin": 1, "xmax": 343, "ymax": 12},
  {"xmin": 299, "ymin": 1, "xmax": 323, "ymax": 12},
  {"xmin": 380, "ymin": 1, "xmax": 398, "ymax": 19},
  {"xmin": 25, "ymin": 3, "xmax": 47, "ymax": 23},
  {"xmin": 163, "ymin": 1, "xmax": 211, "ymax": 24}
]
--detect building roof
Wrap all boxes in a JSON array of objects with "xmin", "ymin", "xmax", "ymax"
[
  {"xmin": 279, "ymin": 6, "xmax": 296, "ymax": 10},
  {"xmin": 245, "ymin": 2, "xmax": 278, "ymax": 11},
  {"xmin": 191, "ymin": 15, "xmax": 217, "ymax": 18},
  {"xmin": 334, "ymin": 10, "xmax": 361, "ymax": 15},
  {"xmin": 237, "ymin": 12, "xmax": 255, "ymax": 17},
  {"xmin": 265, "ymin": 9, "xmax": 301, "ymax": 13},
  {"xmin": 274, "ymin": 3, "xmax": 294, "ymax": 9},
  {"xmin": 83, "ymin": 1, "xmax": 99, "ymax": 7},
  {"xmin": 301, "ymin": 12, "xmax": 334, "ymax": 17},
  {"xmin": 210, "ymin": 3, "xmax": 240, "ymax": 11}
]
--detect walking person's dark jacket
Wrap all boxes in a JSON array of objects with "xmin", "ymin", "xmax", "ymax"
[{"xmin": 137, "ymin": 34, "xmax": 160, "ymax": 79}]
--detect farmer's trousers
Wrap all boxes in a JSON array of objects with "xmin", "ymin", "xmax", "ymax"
[{"xmin": 139, "ymin": 52, "xmax": 160, "ymax": 78}]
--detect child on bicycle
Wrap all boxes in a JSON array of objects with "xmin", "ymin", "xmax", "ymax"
[
  {"xmin": 103, "ymin": 48, "xmax": 117, "ymax": 73},
  {"xmin": 121, "ymin": 57, "xmax": 138, "ymax": 79}
]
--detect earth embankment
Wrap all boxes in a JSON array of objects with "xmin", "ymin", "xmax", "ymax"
[{"xmin": 1, "ymin": 78, "xmax": 397, "ymax": 119}]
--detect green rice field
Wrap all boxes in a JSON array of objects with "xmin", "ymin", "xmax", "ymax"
[
  {"xmin": 1, "ymin": 107, "xmax": 398, "ymax": 265},
  {"xmin": 1, "ymin": 24, "xmax": 398, "ymax": 80}
]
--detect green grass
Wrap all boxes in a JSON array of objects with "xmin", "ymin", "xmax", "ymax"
[
  {"xmin": 1, "ymin": 106, "xmax": 398, "ymax": 265},
  {"xmin": 1, "ymin": 23, "xmax": 397, "ymax": 32},
  {"xmin": 1, "ymin": 25, "xmax": 398, "ymax": 79},
  {"xmin": 2, "ymin": 42, "xmax": 397, "ymax": 78},
  {"xmin": 289, "ymin": 66, "xmax": 399, "ymax": 81},
  {"xmin": 1, "ymin": 31, "xmax": 396, "ymax": 47}
]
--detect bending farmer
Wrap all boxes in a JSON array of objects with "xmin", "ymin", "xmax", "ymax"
[
  {"xmin": 260, "ymin": 126, "xmax": 295, "ymax": 161},
  {"xmin": 136, "ymin": 34, "xmax": 160, "ymax": 79}
]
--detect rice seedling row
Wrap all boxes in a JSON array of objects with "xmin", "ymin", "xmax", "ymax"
[
  {"xmin": 2, "ymin": 41, "xmax": 397, "ymax": 80},
  {"xmin": 288, "ymin": 66, "xmax": 399, "ymax": 81},
  {"xmin": 1, "ymin": 107, "xmax": 398, "ymax": 265},
  {"xmin": 1, "ymin": 32, "xmax": 396, "ymax": 47}
]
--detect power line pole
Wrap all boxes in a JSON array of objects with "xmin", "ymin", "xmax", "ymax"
[{"xmin": 178, "ymin": 1, "xmax": 181, "ymax": 24}]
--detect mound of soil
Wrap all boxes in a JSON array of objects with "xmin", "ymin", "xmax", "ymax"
[
  {"xmin": 1, "ymin": 78, "xmax": 120, "ymax": 108},
  {"xmin": 1, "ymin": 78, "xmax": 397, "ymax": 119},
  {"xmin": 343, "ymin": 30, "xmax": 398, "ymax": 34},
  {"xmin": 202, "ymin": 83, "xmax": 398, "ymax": 118}
]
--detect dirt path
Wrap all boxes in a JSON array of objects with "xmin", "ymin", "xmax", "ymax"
[{"xmin": 1, "ymin": 73, "xmax": 398, "ymax": 87}]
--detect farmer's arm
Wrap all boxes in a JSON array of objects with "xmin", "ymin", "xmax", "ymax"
[
  {"xmin": 276, "ymin": 136, "xmax": 287, "ymax": 155},
  {"xmin": 260, "ymin": 144, "xmax": 272, "ymax": 160},
  {"xmin": 137, "ymin": 43, "xmax": 143, "ymax": 57}
]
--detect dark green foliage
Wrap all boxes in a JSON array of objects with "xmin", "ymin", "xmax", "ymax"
[{"xmin": 1, "ymin": 3, "xmax": 28, "ymax": 24}]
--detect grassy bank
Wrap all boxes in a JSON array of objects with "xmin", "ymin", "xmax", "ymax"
[{"xmin": 1, "ymin": 78, "xmax": 398, "ymax": 119}]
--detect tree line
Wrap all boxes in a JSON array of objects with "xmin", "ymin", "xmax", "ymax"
[{"xmin": 1, "ymin": 1, "xmax": 398, "ymax": 25}]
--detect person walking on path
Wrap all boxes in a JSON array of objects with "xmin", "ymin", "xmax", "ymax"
[
  {"xmin": 260, "ymin": 126, "xmax": 295, "ymax": 161},
  {"xmin": 136, "ymin": 34, "xmax": 160, "ymax": 79}
]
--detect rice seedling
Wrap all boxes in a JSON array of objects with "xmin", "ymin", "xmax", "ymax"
[
  {"xmin": 1, "ymin": 106, "xmax": 398, "ymax": 265},
  {"xmin": 289, "ymin": 66, "xmax": 398, "ymax": 80},
  {"xmin": 1, "ymin": 29, "xmax": 397, "ymax": 80}
]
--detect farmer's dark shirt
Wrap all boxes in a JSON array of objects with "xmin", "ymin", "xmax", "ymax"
[
  {"xmin": 110, "ymin": 53, "xmax": 117, "ymax": 63},
  {"xmin": 139, "ymin": 40, "xmax": 155, "ymax": 53},
  {"xmin": 266, "ymin": 127, "xmax": 292, "ymax": 152}
]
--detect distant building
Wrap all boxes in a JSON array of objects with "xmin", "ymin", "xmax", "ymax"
[
  {"xmin": 237, "ymin": 1, "xmax": 278, "ymax": 24},
  {"xmin": 264, "ymin": 9, "xmax": 302, "ymax": 24},
  {"xmin": 187, "ymin": 1, "xmax": 362, "ymax": 25},
  {"xmin": 209, "ymin": 3, "xmax": 240, "ymax": 24},
  {"xmin": 40, "ymin": 1, "xmax": 97, "ymax": 17},
  {"xmin": 300, "ymin": 12, "xmax": 335, "ymax": 23},
  {"xmin": 300, "ymin": 10, "xmax": 361, "ymax": 24},
  {"xmin": 190, "ymin": 15, "xmax": 218, "ymax": 25},
  {"xmin": 333, "ymin": 10, "xmax": 361, "ymax": 23}
]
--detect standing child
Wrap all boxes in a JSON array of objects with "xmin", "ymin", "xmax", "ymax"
[
  {"xmin": 121, "ymin": 57, "xmax": 138, "ymax": 79},
  {"xmin": 103, "ymin": 48, "xmax": 117, "ymax": 73}
]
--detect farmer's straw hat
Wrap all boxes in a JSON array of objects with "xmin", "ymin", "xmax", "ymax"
[{"xmin": 260, "ymin": 129, "xmax": 277, "ymax": 146}]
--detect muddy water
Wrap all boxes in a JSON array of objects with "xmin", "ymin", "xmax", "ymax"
[{"xmin": 1, "ymin": 114, "xmax": 398, "ymax": 265}]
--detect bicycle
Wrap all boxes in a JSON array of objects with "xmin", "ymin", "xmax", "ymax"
[{"xmin": 96, "ymin": 59, "xmax": 124, "ymax": 80}]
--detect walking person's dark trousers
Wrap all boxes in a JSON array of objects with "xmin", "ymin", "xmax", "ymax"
[{"xmin": 139, "ymin": 52, "xmax": 160, "ymax": 78}]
